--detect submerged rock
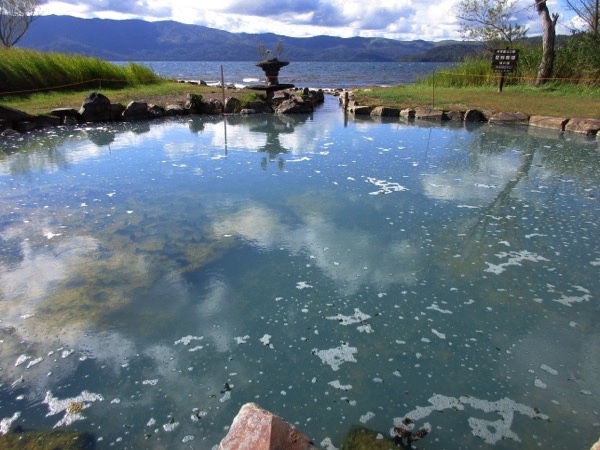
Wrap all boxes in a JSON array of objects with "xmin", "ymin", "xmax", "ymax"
[
  {"xmin": 340, "ymin": 426, "xmax": 398, "ymax": 450},
  {"xmin": 0, "ymin": 428, "xmax": 95, "ymax": 449}
]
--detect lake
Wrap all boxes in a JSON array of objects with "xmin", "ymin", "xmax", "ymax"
[
  {"xmin": 118, "ymin": 61, "xmax": 453, "ymax": 89},
  {"xmin": 1, "ymin": 95, "xmax": 599, "ymax": 449}
]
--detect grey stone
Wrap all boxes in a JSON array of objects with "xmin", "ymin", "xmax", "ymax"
[
  {"xmin": 184, "ymin": 93, "xmax": 203, "ymax": 114},
  {"xmin": 148, "ymin": 104, "xmax": 164, "ymax": 118},
  {"xmin": 200, "ymin": 98, "xmax": 224, "ymax": 114},
  {"xmin": 79, "ymin": 91, "xmax": 112, "ymax": 123},
  {"xmin": 446, "ymin": 110, "xmax": 464, "ymax": 121},
  {"xmin": 371, "ymin": 106, "xmax": 400, "ymax": 117},
  {"xmin": 276, "ymin": 97, "xmax": 313, "ymax": 114},
  {"xmin": 224, "ymin": 97, "xmax": 242, "ymax": 114},
  {"xmin": 529, "ymin": 115, "xmax": 569, "ymax": 131},
  {"xmin": 122, "ymin": 101, "xmax": 149, "ymax": 120},
  {"xmin": 400, "ymin": 108, "xmax": 416, "ymax": 118},
  {"xmin": 164, "ymin": 104, "xmax": 185, "ymax": 116},
  {"xmin": 489, "ymin": 111, "xmax": 529, "ymax": 126},
  {"xmin": 415, "ymin": 108, "xmax": 446, "ymax": 120},
  {"xmin": 565, "ymin": 117, "xmax": 600, "ymax": 135},
  {"xmin": 464, "ymin": 109, "xmax": 487, "ymax": 122}
]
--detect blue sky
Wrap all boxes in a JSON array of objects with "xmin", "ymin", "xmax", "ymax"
[{"xmin": 41, "ymin": 1, "xmax": 579, "ymax": 41}]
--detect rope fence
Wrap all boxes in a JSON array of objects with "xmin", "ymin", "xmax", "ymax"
[
  {"xmin": 0, "ymin": 78, "xmax": 132, "ymax": 96},
  {"xmin": 434, "ymin": 71, "xmax": 600, "ymax": 84},
  {"xmin": 0, "ymin": 72, "xmax": 597, "ymax": 97}
]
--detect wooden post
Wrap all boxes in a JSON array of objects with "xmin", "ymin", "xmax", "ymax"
[
  {"xmin": 498, "ymin": 73, "xmax": 505, "ymax": 93},
  {"xmin": 221, "ymin": 65, "xmax": 225, "ymax": 112},
  {"xmin": 432, "ymin": 70, "xmax": 436, "ymax": 108}
]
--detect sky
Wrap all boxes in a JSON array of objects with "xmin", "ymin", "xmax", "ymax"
[{"xmin": 40, "ymin": 1, "xmax": 580, "ymax": 41}]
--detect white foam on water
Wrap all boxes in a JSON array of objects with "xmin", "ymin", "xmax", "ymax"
[
  {"xmin": 313, "ymin": 343, "xmax": 358, "ymax": 371},
  {"xmin": 182, "ymin": 435, "xmax": 195, "ymax": 443},
  {"xmin": 360, "ymin": 411, "xmax": 375, "ymax": 423},
  {"xmin": 540, "ymin": 364, "xmax": 558, "ymax": 375},
  {"xmin": 61, "ymin": 349, "xmax": 75, "ymax": 359},
  {"xmin": 484, "ymin": 250, "xmax": 549, "ymax": 275},
  {"xmin": 15, "ymin": 354, "xmax": 30, "ymax": 366},
  {"xmin": 235, "ymin": 335, "xmax": 250, "ymax": 344},
  {"xmin": 174, "ymin": 335, "xmax": 204, "ymax": 346},
  {"xmin": 534, "ymin": 378, "xmax": 547, "ymax": 389},
  {"xmin": 287, "ymin": 157, "xmax": 311, "ymax": 163},
  {"xmin": 365, "ymin": 177, "xmax": 408, "ymax": 195},
  {"xmin": 296, "ymin": 281, "xmax": 313, "ymax": 290},
  {"xmin": 44, "ymin": 390, "xmax": 103, "ymax": 428},
  {"xmin": 328, "ymin": 380, "xmax": 352, "ymax": 391},
  {"xmin": 426, "ymin": 303, "xmax": 453, "ymax": 314},
  {"xmin": 260, "ymin": 334, "xmax": 274, "ymax": 349},
  {"xmin": 163, "ymin": 421, "xmax": 180, "ymax": 432},
  {"xmin": 320, "ymin": 437, "xmax": 339, "ymax": 450},
  {"xmin": 26, "ymin": 357, "xmax": 44, "ymax": 369},
  {"xmin": 431, "ymin": 329, "xmax": 446, "ymax": 339},
  {"xmin": 553, "ymin": 286, "xmax": 592, "ymax": 307},
  {"xmin": 393, "ymin": 394, "xmax": 548, "ymax": 445},
  {"xmin": 326, "ymin": 308, "xmax": 371, "ymax": 326},
  {"xmin": 142, "ymin": 379, "xmax": 158, "ymax": 386},
  {"xmin": 0, "ymin": 412, "xmax": 20, "ymax": 435}
]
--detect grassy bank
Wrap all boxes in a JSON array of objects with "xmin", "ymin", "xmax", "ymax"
[
  {"xmin": 353, "ymin": 82, "xmax": 600, "ymax": 119},
  {"xmin": 0, "ymin": 81, "xmax": 230, "ymax": 115},
  {"xmin": 0, "ymin": 48, "xmax": 161, "ymax": 94}
]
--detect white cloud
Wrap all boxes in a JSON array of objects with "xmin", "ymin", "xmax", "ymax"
[{"xmin": 40, "ymin": 0, "xmax": 574, "ymax": 41}]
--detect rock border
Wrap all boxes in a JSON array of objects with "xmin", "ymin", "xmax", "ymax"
[
  {"xmin": 339, "ymin": 90, "xmax": 600, "ymax": 138},
  {"xmin": 0, "ymin": 88, "xmax": 325, "ymax": 137}
]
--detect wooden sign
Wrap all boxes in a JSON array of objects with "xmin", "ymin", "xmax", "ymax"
[{"xmin": 492, "ymin": 48, "xmax": 519, "ymax": 73}]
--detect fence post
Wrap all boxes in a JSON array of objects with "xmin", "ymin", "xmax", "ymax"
[
  {"xmin": 221, "ymin": 65, "xmax": 225, "ymax": 113},
  {"xmin": 432, "ymin": 70, "xmax": 436, "ymax": 109}
]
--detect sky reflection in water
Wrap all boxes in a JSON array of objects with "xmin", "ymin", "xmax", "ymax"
[{"xmin": 1, "ymin": 98, "xmax": 599, "ymax": 449}]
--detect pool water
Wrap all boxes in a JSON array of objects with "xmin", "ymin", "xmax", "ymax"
[{"xmin": 1, "ymin": 97, "xmax": 599, "ymax": 449}]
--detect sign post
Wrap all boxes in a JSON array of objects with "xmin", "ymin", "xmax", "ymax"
[{"xmin": 492, "ymin": 48, "xmax": 519, "ymax": 92}]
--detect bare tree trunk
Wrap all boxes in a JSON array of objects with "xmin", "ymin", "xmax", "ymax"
[{"xmin": 534, "ymin": 0, "xmax": 559, "ymax": 87}]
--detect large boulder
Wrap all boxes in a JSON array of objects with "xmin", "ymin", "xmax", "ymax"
[
  {"xmin": 529, "ymin": 115, "xmax": 569, "ymax": 131},
  {"xmin": 79, "ymin": 91, "xmax": 112, "ymax": 123},
  {"xmin": 51, "ymin": 108, "xmax": 80, "ymax": 124},
  {"xmin": 276, "ymin": 97, "xmax": 313, "ymax": 114},
  {"xmin": 565, "ymin": 117, "xmax": 600, "ymax": 135},
  {"xmin": 247, "ymin": 100, "xmax": 272, "ymax": 114},
  {"xmin": 200, "ymin": 98, "xmax": 224, "ymax": 114},
  {"xmin": 224, "ymin": 97, "xmax": 242, "ymax": 114},
  {"xmin": 464, "ymin": 109, "xmax": 487, "ymax": 122},
  {"xmin": 371, "ymin": 106, "xmax": 400, "ymax": 117},
  {"xmin": 184, "ymin": 93, "xmax": 203, "ymax": 114},
  {"xmin": 0, "ymin": 104, "xmax": 33, "ymax": 126},
  {"xmin": 218, "ymin": 403, "xmax": 316, "ymax": 450},
  {"xmin": 489, "ymin": 111, "xmax": 529, "ymax": 126},
  {"xmin": 122, "ymin": 101, "xmax": 149, "ymax": 121},
  {"xmin": 415, "ymin": 108, "xmax": 446, "ymax": 121}
]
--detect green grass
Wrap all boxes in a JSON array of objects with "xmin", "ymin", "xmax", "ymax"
[
  {"xmin": 0, "ymin": 48, "xmax": 161, "ymax": 94},
  {"xmin": 0, "ymin": 80, "xmax": 226, "ymax": 115},
  {"xmin": 354, "ymin": 82, "xmax": 600, "ymax": 119}
]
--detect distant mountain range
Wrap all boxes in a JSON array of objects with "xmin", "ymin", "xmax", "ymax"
[{"xmin": 18, "ymin": 15, "xmax": 484, "ymax": 62}]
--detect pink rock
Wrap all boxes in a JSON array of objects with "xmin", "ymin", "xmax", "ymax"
[{"xmin": 219, "ymin": 403, "xmax": 317, "ymax": 450}]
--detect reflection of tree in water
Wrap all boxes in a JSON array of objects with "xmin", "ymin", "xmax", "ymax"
[
  {"xmin": 85, "ymin": 128, "xmax": 116, "ymax": 147},
  {"xmin": 421, "ymin": 127, "xmax": 544, "ymax": 284}
]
